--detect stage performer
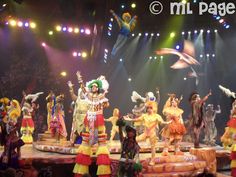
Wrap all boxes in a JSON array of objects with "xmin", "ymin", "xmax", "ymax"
[
  {"xmin": 50, "ymin": 94, "xmax": 67, "ymax": 141},
  {"xmin": 0, "ymin": 121, "xmax": 24, "ymax": 170},
  {"xmin": 105, "ymin": 108, "xmax": 122, "ymax": 142},
  {"xmin": 116, "ymin": 118, "xmax": 141, "ymax": 177},
  {"xmin": 73, "ymin": 71, "xmax": 111, "ymax": 177},
  {"xmin": 46, "ymin": 91, "xmax": 55, "ymax": 132},
  {"xmin": 203, "ymin": 104, "xmax": 221, "ymax": 146},
  {"xmin": 110, "ymin": 9, "xmax": 137, "ymax": 56},
  {"xmin": 189, "ymin": 90, "xmax": 211, "ymax": 148},
  {"xmin": 161, "ymin": 94, "xmax": 186, "ymax": 156},
  {"xmin": 21, "ymin": 92, "xmax": 43, "ymax": 143},
  {"xmin": 125, "ymin": 101, "xmax": 169, "ymax": 165},
  {"xmin": 67, "ymin": 80, "xmax": 88, "ymax": 145},
  {"xmin": 7, "ymin": 99, "xmax": 21, "ymax": 126}
]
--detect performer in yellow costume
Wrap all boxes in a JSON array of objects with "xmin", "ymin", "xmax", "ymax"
[
  {"xmin": 125, "ymin": 101, "xmax": 169, "ymax": 165},
  {"xmin": 162, "ymin": 94, "xmax": 186, "ymax": 156},
  {"xmin": 46, "ymin": 91, "xmax": 55, "ymax": 132}
]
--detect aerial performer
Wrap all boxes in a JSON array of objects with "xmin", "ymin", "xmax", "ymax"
[
  {"xmin": 73, "ymin": 71, "xmax": 111, "ymax": 177},
  {"xmin": 21, "ymin": 92, "xmax": 43, "ymax": 143},
  {"xmin": 110, "ymin": 9, "xmax": 137, "ymax": 56},
  {"xmin": 189, "ymin": 90, "xmax": 211, "ymax": 148},
  {"xmin": 67, "ymin": 80, "xmax": 88, "ymax": 145},
  {"xmin": 162, "ymin": 94, "xmax": 186, "ymax": 155}
]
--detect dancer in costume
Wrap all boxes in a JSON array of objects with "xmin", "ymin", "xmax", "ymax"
[
  {"xmin": 7, "ymin": 100, "xmax": 21, "ymax": 126},
  {"xmin": 110, "ymin": 10, "xmax": 137, "ymax": 56},
  {"xmin": 116, "ymin": 118, "xmax": 141, "ymax": 177},
  {"xmin": 125, "ymin": 101, "xmax": 169, "ymax": 165},
  {"xmin": 189, "ymin": 90, "xmax": 211, "ymax": 148},
  {"xmin": 68, "ymin": 80, "xmax": 88, "ymax": 145},
  {"xmin": 73, "ymin": 71, "xmax": 111, "ymax": 177},
  {"xmin": 162, "ymin": 94, "xmax": 186, "ymax": 156},
  {"xmin": 21, "ymin": 92, "xmax": 43, "ymax": 143},
  {"xmin": 46, "ymin": 91, "xmax": 55, "ymax": 132},
  {"xmin": 50, "ymin": 94, "xmax": 67, "ymax": 141},
  {"xmin": 0, "ymin": 122, "xmax": 24, "ymax": 170},
  {"xmin": 105, "ymin": 108, "xmax": 121, "ymax": 141},
  {"xmin": 203, "ymin": 104, "xmax": 221, "ymax": 146}
]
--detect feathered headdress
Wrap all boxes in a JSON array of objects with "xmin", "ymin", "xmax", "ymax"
[{"xmin": 25, "ymin": 92, "xmax": 44, "ymax": 102}]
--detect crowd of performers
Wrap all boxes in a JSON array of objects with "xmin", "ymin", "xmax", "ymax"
[{"xmin": 1, "ymin": 71, "xmax": 236, "ymax": 176}]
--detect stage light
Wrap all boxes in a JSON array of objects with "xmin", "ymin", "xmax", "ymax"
[
  {"xmin": 149, "ymin": 56, "xmax": 152, "ymax": 59},
  {"xmin": 41, "ymin": 42, "xmax": 46, "ymax": 47},
  {"xmin": 17, "ymin": 21, "xmax": 23, "ymax": 27},
  {"xmin": 80, "ymin": 29, "xmax": 85, "ymax": 33},
  {"xmin": 56, "ymin": 25, "xmax": 62, "ymax": 31},
  {"xmin": 212, "ymin": 54, "xmax": 215, "ymax": 57},
  {"xmin": 194, "ymin": 30, "xmax": 197, "ymax": 34},
  {"xmin": 131, "ymin": 3, "xmax": 136, "ymax": 8},
  {"xmin": 154, "ymin": 56, "xmax": 157, "ymax": 60},
  {"xmin": 151, "ymin": 33, "xmax": 154, "ymax": 36},
  {"xmin": 216, "ymin": 16, "xmax": 220, "ymax": 20},
  {"xmin": 188, "ymin": 31, "xmax": 191, "ymax": 34},
  {"xmin": 225, "ymin": 25, "xmax": 230, "ymax": 29},
  {"xmin": 207, "ymin": 30, "xmax": 210, "ymax": 33},
  {"xmin": 170, "ymin": 32, "xmax": 175, "ymax": 38},
  {"xmin": 78, "ymin": 52, "xmax": 81, "ymax": 57},
  {"xmin": 110, "ymin": 18, "xmax": 114, "ymax": 22},
  {"xmin": 206, "ymin": 54, "xmax": 210, "ymax": 57},
  {"xmin": 74, "ymin": 28, "xmax": 79, "ymax": 33},
  {"xmin": 48, "ymin": 31, "xmax": 53, "ymax": 35},
  {"xmin": 160, "ymin": 56, "xmax": 163, "ymax": 59},
  {"xmin": 200, "ymin": 54, "xmax": 203, "ymax": 58},
  {"xmin": 132, "ymin": 33, "xmax": 135, "ymax": 36},
  {"xmin": 85, "ymin": 29, "xmax": 91, "ymax": 35},
  {"xmin": 200, "ymin": 29, "xmax": 204, "ymax": 33},
  {"xmin": 157, "ymin": 33, "xmax": 160, "ymax": 36},
  {"xmin": 128, "ymin": 77, "xmax": 132, "ymax": 82},
  {"xmin": 138, "ymin": 33, "xmax": 142, "ymax": 36},
  {"xmin": 145, "ymin": 33, "xmax": 148, "ymax": 36},
  {"xmin": 193, "ymin": 0, "xmax": 197, "ymax": 3},
  {"xmin": 72, "ymin": 52, "xmax": 77, "ymax": 57},
  {"xmin": 121, "ymin": 4, "xmax": 125, "ymax": 9},
  {"xmin": 214, "ymin": 29, "xmax": 218, "ymax": 33},
  {"xmin": 182, "ymin": 0, "xmax": 187, "ymax": 4},
  {"xmin": 120, "ymin": 58, "xmax": 123, "ymax": 62},
  {"xmin": 104, "ymin": 49, "xmax": 108, "ymax": 53},
  {"xmin": 219, "ymin": 19, "xmax": 224, "ymax": 23},
  {"xmin": 182, "ymin": 32, "xmax": 185, "ymax": 35},
  {"xmin": 24, "ymin": 22, "xmax": 29, "ymax": 27},
  {"xmin": 68, "ymin": 27, "xmax": 73, "ymax": 33},
  {"xmin": 81, "ymin": 52, "xmax": 87, "ymax": 58},
  {"xmin": 62, "ymin": 27, "xmax": 67, "ymax": 31},
  {"xmin": 30, "ymin": 22, "xmax": 36, "ymax": 28},
  {"xmin": 176, "ymin": 45, "xmax": 180, "ymax": 50},
  {"xmin": 2, "ymin": 3, "xmax": 7, "ymax": 7},
  {"xmin": 183, "ymin": 77, "xmax": 187, "ymax": 80},
  {"xmin": 60, "ymin": 71, "xmax": 67, "ymax": 77},
  {"xmin": 9, "ymin": 19, "xmax": 16, "ymax": 26}
]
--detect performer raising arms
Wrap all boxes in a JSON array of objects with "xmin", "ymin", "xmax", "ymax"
[
  {"xmin": 73, "ymin": 71, "xmax": 111, "ymax": 177},
  {"xmin": 162, "ymin": 94, "xmax": 186, "ymax": 156},
  {"xmin": 189, "ymin": 90, "xmax": 211, "ymax": 148}
]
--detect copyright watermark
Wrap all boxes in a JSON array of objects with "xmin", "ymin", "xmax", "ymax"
[
  {"xmin": 149, "ymin": 1, "xmax": 163, "ymax": 15},
  {"xmin": 149, "ymin": 1, "xmax": 236, "ymax": 16}
]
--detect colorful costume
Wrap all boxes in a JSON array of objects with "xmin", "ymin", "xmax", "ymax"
[
  {"xmin": 21, "ymin": 92, "xmax": 43, "ymax": 143},
  {"xmin": 68, "ymin": 80, "xmax": 88, "ymax": 145},
  {"xmin": 126, "ymin": 101, "xmax": 168, "ymax": 165},
  {"xmin": 7, "ymin": 100, "xmax": 21, "ymax": 126},
  {"xmin": 110, "ymin": 10, "xmax": 137, "ymax": 56},
  {"xmin": 50, "ymin": 94, "xmax": 67, "ymax": 140},
  {"xmin": 46, "ymin": 91, "xmax": 55, "ymax": 132},
  {"xmin": 162, "ymin": 95, "xmax": 186, "ymax": 155},
  {"xmin": 73, "ymin": 72, "xmax": 111, "ymax": 177},
  {"xmin": 203, "ymin": 104, "xmax": 221, "ymax": 146},
  {"xmin": 189, "ymin": 91, "xmax": 211, "ymax": 148}
]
